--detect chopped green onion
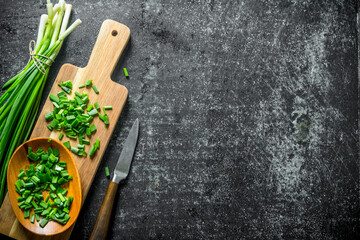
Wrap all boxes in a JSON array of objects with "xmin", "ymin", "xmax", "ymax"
[
  {"xmin": 49, "ymin": 94, "xmax": 60, "ymax": 104},
  {"xmin": 95, "ymin": 139, "xmax": 100, "ymax": 148},
  {"xmin": 15, "ymin": 147, "xmax": 74, "ymax": 226},
  {"xmin": 39, "ymin": 218, "xmax": 49, "ymax": 228},
  {"xmin": 86, "ymin": 104, "xmax": 93, "ymax": 112},
  {"xmin": 45, "ymin": 112, "xmax": 54, "ymax": 121},
  {"xmin": 86, "ymin": 127, "xmax": 91, "ymax": 136},
  {"xmin": 89, "ymin": 139, "xmax": 100, "ymax": 156},
  {"xmin": 103, "ymin": 115, "xmax": 109, "ymax": 125},
  {"xmin": 59, "ymin": 133, "xmax": 64, "ymax": 140},
  {"xmin": 90, "ymin": 124, "xmax": 97, "ymax": 133},
  {"xmin": 88, "ymin": 109, "xmax": 98, "ymax": 116},
  {"xmin": 123, "ymin": 68, "xmax": 129, "ymax": 77},
  {"xmin": 18, "ymin": 171, "xmax": 26, "ymax": 179},
  {"xmin": 63, "ymin": 141, "xmax": 71, "ymax": 149},
  {"xmin": 24, "ymin": 210, "xmax": 30, "ymax": 219},
  {"xmin": 58, "ymin": 80, "xmax": 73, "ymax": 94},
  {"xmin": 94, "ymin": 102, "xmax": 100, "ymax": 111},
  {"xmin": 92, "ymin": 85, "xmax": 99, "ymax": 94},
  {"xmin": 58, "ymin": 91, "xmax": 67, "ymax": 98},
  {"xmin": 71, "ymin": 147, "xmax": 79, "ymax": 154},
  {"xmin": 53, "ymin": 148, "xmax": 59, "ymax": 157},
  {"xmin": 85, "ymin": 80, "xmax": 92, "ymax": 87},
  {"xmin": 79, "ymin": 84, "xmax": 85, "ymax": 88},
  {"xmin": 40, "ymin": 201, "xmax": 48, "ymax": 209},
  {"xmin": 105, "ymin": 167, "xmax": 110, "ymax": 177},
  {"xmin": 30, "ymin": 214, "xmax": 35, "ymax": 223},
  {"xmin": 89, "ymin": 145, "xmax": 97, "ymax": 156}
]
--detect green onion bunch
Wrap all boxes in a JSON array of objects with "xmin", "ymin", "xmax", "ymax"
[{"xmin": 0, "ymin": 0, "xmax": 81, "ymax": 206}]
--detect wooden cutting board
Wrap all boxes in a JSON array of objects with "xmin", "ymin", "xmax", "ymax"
[{"xmin": 0, "ymin": 19, "xmax": 130, "ymax": 239}]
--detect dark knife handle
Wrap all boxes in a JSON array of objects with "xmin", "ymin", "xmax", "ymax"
[{"xmin": 89, "ymin": 181, "xmax": 119, "ymax": 240}]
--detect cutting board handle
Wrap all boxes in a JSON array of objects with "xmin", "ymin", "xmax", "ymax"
[{"xmin": 86, "ymin": 19, "xmax": 130, "ymax": 79}]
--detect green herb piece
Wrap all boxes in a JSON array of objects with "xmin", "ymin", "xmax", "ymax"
[
  {"xmin": 49, "ymin": 94, "xmax": 60, "ymax": 103},
  {"xmin": 24, "ymin": 182, "xmax": 34, "ymax": 188},
  {"xmin": 86, "ymin": 127, "xmax": 91, "ymax": 136},
  {"xmin": 71, "ymin": 147, "xmax": 80, "ymax": 155},
  {"xmin": 103, "ymin": 115, "xmax": 109, "ymax": 125},
  {"xmin": 92, "ymin": 85, "xmax": 99, "ymax": 94},
  {"xmin": 18, "ymin": 171, "xmax": 26, "ymax": 179},
  {"xmin": 94, "ymin": 102, "xmax": 100, "ymax": 111},
  {"xmin": 30, "ymin": 214, "xmax": 35, "ymax": 223},
  {"xmin": 53, "ymin": 148, "xmax": 59, "ymax": 157},
  {"xmin": 57, "ymin": 91, "xmax": 67, "ymax": 98},
  {"xmin": 59, "ymin": 133, "xmax": 64, "ymax": 140},
  {"xmin": 58, "ymin": 193, "xmax": 66, "ymax": 202},
  {"xmin": 89, "ymin": 145, "xmax": 97, "ymax": 156},
  {"xmin": 24, "ymin": 210, "xmax": 30, "ymax": 219},
  {"xmin": 79, "ymin": 84, "xmax": 85, "ymax": 88},
  {"xmin": 58, "ymin": 80, "xmax": 73, "ymax": 94},
  {"xmin": 45, "ymin": 112, "xmax": 54, "ymax": 121},
  {"xmin": 95, "ymin": 139, "xmax": 100, "ymax": 148},
  {"xmin": 104, "ymin": 106, "xmax": 112, "ymax": 110},
  {"xmin": 86, "ymin": 104, "xmax": 93, "ymax": 112},
  {"xmin": 85, "ymin": 80, "xmax": 92, "ymax": 87},
  {"xmin": 89, "ymin": 124, "xmax": 97, "ymax": 133},
  {"xmin": 40, "ymin": 201, "xmax": 48, "ymax": 209},
  {"xmin": 63, "ymin": 141, "xmax": 71, "ymax": 149},
  {"xmin": 105, "ymin": 167, "xmax": 110, "ymax": 177},
  {"xmin": 88, "ymin": 109, "xmax": 98, "ymax": 116},
  {"xmin": 89, "ymin": 139, "xmax": 100, "ymax": 156},
  {"xmin": 39, "ymin": 218, "xmax": 49, "ymax": 228},
  {"xmin": 123, "ymin": 68, "xmax": 129, "ymax": 77}
]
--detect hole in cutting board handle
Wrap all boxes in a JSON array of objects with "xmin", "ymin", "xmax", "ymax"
[{"xmin": 112, "ymin": 30, "xmax": 118, "ymax": 36}]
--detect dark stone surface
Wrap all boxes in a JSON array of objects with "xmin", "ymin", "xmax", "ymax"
[{"xmin": 0, "ymin": 0, "xmax": 359, "ymax": 239}]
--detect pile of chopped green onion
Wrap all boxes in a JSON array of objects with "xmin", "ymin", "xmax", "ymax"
[
  {"xmin": 16, "ymin": 147, "xmax": 73, "ymax": 228},
  {"xmin": 46, "ymin": 80, "xmax": 111, "ymax": 156},
  {"xmin": 0, "ymin": 0, "xmax": 81, "ymax": 206}
]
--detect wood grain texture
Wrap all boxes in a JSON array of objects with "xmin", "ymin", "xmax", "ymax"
[
  {"xmin": 89, "ymin": 181, "xmax": 119, "ymax": 240},
  {"xmin": 0, "ymin": 19, "xmax": 130, "ymax": 239},
  {"xmin": 7, "ymin": 138, "xmax": 82, "ymax": 236}
]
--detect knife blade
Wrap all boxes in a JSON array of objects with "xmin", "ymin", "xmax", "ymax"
[
  {"xmin": 90, "ymin": 119, "xmax": 139, "ymax": 240},
  {"xmin": 112, "ymin": 118, "xmax": 139, "ymax": 183}
]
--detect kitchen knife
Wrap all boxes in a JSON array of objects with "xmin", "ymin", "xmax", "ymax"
[{"xmin": 89, "ymin": 119, "xmax": 139, "ymax": 240}]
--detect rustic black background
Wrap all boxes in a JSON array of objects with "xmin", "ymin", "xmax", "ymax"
[{"xmin": 0, "ymin": 0, "xmax": 359, "ymax": 239}]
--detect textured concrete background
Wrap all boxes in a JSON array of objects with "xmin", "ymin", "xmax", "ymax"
[{"xmin": 0, "ymin": 0, "xmax": 359, "ymax": 239}]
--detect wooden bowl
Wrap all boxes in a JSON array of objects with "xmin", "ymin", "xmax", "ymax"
[{"xmin": 7, "ymin": 137, "xmax": 82, "ymax": 236}]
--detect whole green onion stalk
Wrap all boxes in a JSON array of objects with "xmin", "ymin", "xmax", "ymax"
[{"xmin": 0, "ymin": 0, "xmax": 81, "ymax": 206}]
